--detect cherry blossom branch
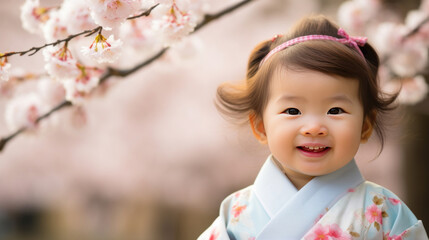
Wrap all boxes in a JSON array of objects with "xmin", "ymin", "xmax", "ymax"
[
  {"xmin": 194, "ymin": 0, "xmax": 252, "ymax": 31},
  {"xmin": 0, "ymin": 4, "xmax": 160, "ymax": 59},
  {"xmin": 381, "ymin": 16, "xmax": 429, "ymax": 66},
  {"xmin": 127, "ymin": 3, "xmax": 160, "ymax": 20},
  {"xmin": 1, "ymin": 27, "xmax": 102, "ymax": 58},
  {"xmin": 0, "ymin": 0, "xmax": 255, "ymax": 152},
  {"xmin": 403, "ymin": 16, "xmax": 429, "ymax": 39}
]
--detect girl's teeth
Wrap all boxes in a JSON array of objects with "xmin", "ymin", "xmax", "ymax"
[{"xmin": 303, "ymin": 146, "xmax": 326, "ymax": 151}]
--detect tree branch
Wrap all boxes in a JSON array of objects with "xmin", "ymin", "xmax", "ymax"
[
  {"xmin": 0, "ymin": 4, "xmax": 160, "ymax": 59},
  {"xmin": 2, "ymin": 27, "xmax": 102, "ymax": 58},
  {"xmin": 0, "ymin": 0, "xmax": 255, "ymax": 152},
  {"xmin": 403, "ymin": 16, "xmax": 429, "ymax": 39},
  {"xmin": 126, "ymin": 3, "xmax": 160, "ymax": 20}
]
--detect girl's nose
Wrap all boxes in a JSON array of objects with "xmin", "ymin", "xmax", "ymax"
[{"xmin": 300, "ymin": 121, "xmax": 328, "ymax": 137}]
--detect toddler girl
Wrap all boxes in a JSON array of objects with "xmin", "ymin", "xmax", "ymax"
[{"xmin": 198, "ymin": 16, "xmax": 428, "ymax": 240}]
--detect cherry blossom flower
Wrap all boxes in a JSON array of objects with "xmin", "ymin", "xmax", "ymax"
[
  {"xmin": 59, "ymin": 0, "xmax": 97, "ymax": 35},
  {"xmin": 405, "ymin": 10, "xmax": 429, "ymax": 45},
  {"xmin": 304, "ymin": 224, "xmax": 330, "ymax": 240},
  {"xmin": 86, "ymin": 0, "xmax": 141, "ymax": 29},
  {"xmin": 388, "ymin": 41, "xmax": 428, "ymax": 77},
  {"xmin": 37, "ymin": 77, "xmax": 66, "ymax": 107},
  {"xmin": 395, "ymin": 75, "xmax": 429, "ymax": 105},
  {"xmin": 5, "ymin": 93, "xmax": 47, "ymax": 131},
  {"xmin": 118, "ymin": 17, "xmax": 163, "ymax": 66},
  {"xmin": 119, "ymin": 16, "xmax": 158, "ymax": 49},
  {"xmin": 371, "ymin": 22, "xmax": 407, "ymax": 57},
  {"xmin": 0, "ymin": 54, "xmax": 11, "ymax": 82},
  {"xmin": 337, "ymin": 0, "xmax": 380, "ymax": 34},
  {"xmin": 62, "ymin": 66, "xmax": 101, "ymax": 105},
  {"xmin": 20, "ymin": 0, "xmax": 53, "ymax": 34},
  {"xmin": 43, "ymin": 45, "xmax": 80, "ymax": 80},
  {"xmin": 81, "ymin": 34, "xmax": 123, "ymax": 64},
  {"xmin": 168, "ymin": 36, "xmax": 203, "ymax": 62},
  {"xmin": 365, "ymin": 204, "xmax": 382, "ymax": 224},
  {"xmin": 42, "ymin": 9, "xmax": 69, "ymax": 42},
  {"xmin": 151, "ymin": 2, "xmax": 198, "ymax": 46}
]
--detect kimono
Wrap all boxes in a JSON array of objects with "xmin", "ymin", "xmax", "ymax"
[{"xmin": 198, "ymin": 155, "xmax": 428, "ymax": 240}]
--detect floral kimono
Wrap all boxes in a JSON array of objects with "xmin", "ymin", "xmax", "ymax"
[{"xmin": 198, "ymin": 156, "xmax": 428, "ymax": 240}]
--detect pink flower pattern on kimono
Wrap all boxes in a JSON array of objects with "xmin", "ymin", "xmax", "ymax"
[
  {"xmin": 327, "ymin": 224, "xmax": 352, "ymax": 240},
  {"xmin": 365, "ymin": 204, "xmax": 382, "ymax": 224},
  {"xmin": 384, "ymin": 229, "xmax": 409, "ymax": 240},
  {"xmin": 209, "ymin": 228, "xmax": 219, "ymax": 240},
  {"xmin": 388, "ymin": 197, "xmax": 401, "ymax": 205},
  {"xmin": 305, "ymin": 224, "xmax": 330, "ymax": 240},
  {"xmin": 231, "ymin": 203, "xmax": 247, "ymax": 218},
  {"xmin": 305, "ymin": 223, "xmax": 351, "ymax": 240}
]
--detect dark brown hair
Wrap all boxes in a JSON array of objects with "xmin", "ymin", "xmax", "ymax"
[{"xmin": 216, "ymin": 15, "xmax": 397, "ymax": 148}]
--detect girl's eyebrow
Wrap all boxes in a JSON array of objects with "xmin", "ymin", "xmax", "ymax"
[
  {"xmin": 276, "ymin": 95, "xmax": 305, "ymax": 102},
  {"xmin": 326, "ymin": 95, "xmax": 353, "ymax": 104}
]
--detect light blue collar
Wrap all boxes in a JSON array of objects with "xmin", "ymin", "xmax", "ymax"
[{"xmin": 254, "ymin": 155, "xmax": 364, "ymax": 239}]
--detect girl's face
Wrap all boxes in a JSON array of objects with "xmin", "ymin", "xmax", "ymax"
[{"xmin": 251, "ymin": 68, "xmax": 372, "ymax": 188}]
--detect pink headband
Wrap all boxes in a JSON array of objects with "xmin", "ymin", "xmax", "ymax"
[{"xmin": 260, "ymin": 28, "xmax": 367, "ymax": 66}]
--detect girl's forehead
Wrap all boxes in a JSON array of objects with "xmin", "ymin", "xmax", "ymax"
[{"xmin": 269, "ymin": 68, "xmax": 360, "ymax": 100}]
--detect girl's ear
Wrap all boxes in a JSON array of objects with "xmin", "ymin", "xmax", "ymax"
[
  {"xmin": 249, "ymin": 113, "xmax": 268, "ymax": 144},
  {"xmin": 361, "ymin": 111, "xmax": 376, "ymax": 143}
]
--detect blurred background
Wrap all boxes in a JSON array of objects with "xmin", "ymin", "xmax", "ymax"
[{"xmin": 0, "ymin": 0, "xmax": 428, "ymax": 239}]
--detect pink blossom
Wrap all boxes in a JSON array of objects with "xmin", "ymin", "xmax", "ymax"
[
  {"xmin": 37, "ymin": 77, "xmax": 66, "ymax": 107},
  {"xmin": 337, "ymin": 0, "xmax": 380, "ymax": 34},
  {"xmin": 405, "ymin": 10, "xmax": 429, "ymax": 45},
  {"xmin": 20, "ymin": 0, "xmax": 53, "ymax": 34},
  {"xmin": 371, "ymin": 22, "xmax": 407, "ymax": 57},
  {"xmin": 5, "ymin": 93, "xmax": 47, "ymax": 131},
  {"xmin": 388, "ymin": 41, "xmax": 428, "ymax": 77},
  {"xmin": 304, "ymin": 224, "xmax": 330, "ymax": 240},
  {"xmin": 81, "ymin": 34, "xmax": 123, "ymax": 64},
  {"xmin": 42, "ymin": 10, "xmax": 69, "ymax": 42},
  {"xmin": 86, "ymin": 0, "xmax": 141, "ymax": 29},
  {"xmin": 59, "ymin": 0, "xmax": 97, "ymax": 34},
  {"xmin": 0, "ymin": 54, "xmax": 11, "ymax": 82},
  {"xmin": 118, "ymin": 17, "xmax": 163, "ymax": 65},
  {"xmin": 62, "ymin": 66, "xmax": 101, "ymax": 105},
  {"xmin": 365, "ymin": 204, "xmax": 382, "ymax": 224},
  {"xmin": 395, "ymin": 75, "xmax": 428, "ymax": 105},
  {"xmin": 151, "ymin": 2, "xmax": 198, "ymax": 46},
  {"xmin": 43, "ymin": 45, "xmax": 80, "ymax": 80}
]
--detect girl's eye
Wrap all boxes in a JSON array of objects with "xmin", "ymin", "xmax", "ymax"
[
  {"xmin": 283, "ymin": 108, "xmax": 301, "ymax": 115},
  {"xmin": 328, "ymin": 107, "xmax": 345, "ymax": 115}
]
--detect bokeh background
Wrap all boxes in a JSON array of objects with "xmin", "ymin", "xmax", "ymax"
[{"xmin": 0, "ymin": 0, "xmax": 428, "ymax": 239}]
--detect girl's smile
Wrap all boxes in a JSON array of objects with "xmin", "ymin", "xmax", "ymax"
[{"xmin": 297, "ymin": 144, "xmax": 331, "ymax": 158}]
